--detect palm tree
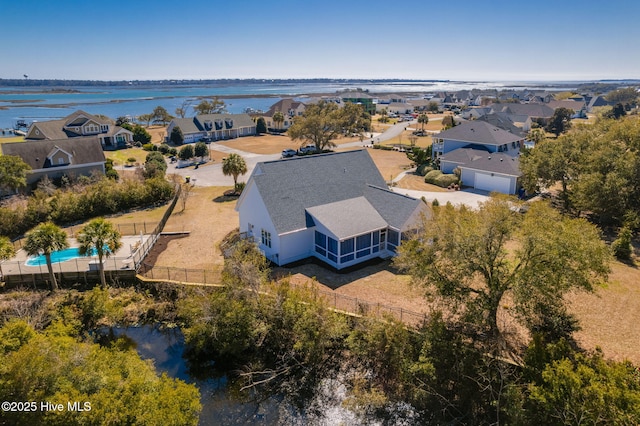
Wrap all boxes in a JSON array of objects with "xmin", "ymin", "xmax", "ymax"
[
  {"xmin": 272, "ymin": 111, "xmax": 285, "ymax": 132},
  {"xmin": 77, "ymin": 218, "xmax": 122, "ymax": 288},
  {"xmin": 418, "ymin": 113, "xmax": 429, "ymax": 133},
  {"xmin": 24, "ymin": 223, "xmax": 69, "ymax": 291},
  {"xmin": 0, "ymin": 236, "xmax": 15, "ymax": 281},
  {"xmin": 222, "ymin": 153, "xmax": 248, "ymax": 193}
]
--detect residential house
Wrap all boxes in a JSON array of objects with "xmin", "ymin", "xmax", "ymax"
[
  {"xmin": 1, "ymin": 137, "xmax": 106, "ymax": 188},
  {"xmin": 377, "ymin": 102, "xmax": 414, "ymax": 115},
  {"xmin": 25, "ymin": 110, "xmax": 133, "ymax": 150},
  {"xmin": 236, "ymin": 150, "xmax": 429, "ymax": 269},
  {"xmin": 340, "ymin": 91, "xmax": 377, "ymax": 115},
  {"xmin": 432, "ymin": 121, "xmax": 524, "ymax": 194},
  {"xmin": 497, "ymin": 103, "xmax": 555, "ymax": 125},
  {"xmin": 166, "ymin": 113, "xmax": 256, "ymax": 143},
  {"xmin": 546, "ymin": 100, "xmax": 588, "ymax": 118},
  {"xmin": 262, "ymin": 98, "xmax": 306, "ymax": 131},
  {"xmin": 439, "ymin": 147, "xmax": 521, "ymax": 195},
  {"xmin": 476, "ymin": 112, "xmax": 530, "ymax": 136}
]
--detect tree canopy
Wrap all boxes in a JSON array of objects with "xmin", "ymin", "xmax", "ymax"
[
  {"xmin": 169, "ymin": 125, "xmax": 184, "ymax": 145},
  {"xmin": 193, "ymin": 97, "xmax": 226, "ymax": 115},
  {"xmin": 394, "ymin": 198, "xmax": 611, "ymax": 341},
  {"xmin": 0, "ymin": 155, "xmax": 31, "ymax": 194},
  {"xmin": 521, "ymin": 115, "xmax": 640, "ymax": 226},
  {"xmin": 288, "ymin": 101, "xmax": 370, "ymax": 151},
  {"xmin": 178, "ymin": 144, "xmax": 194, "ymax": 161},
  {"xmin": 0, "ymin": 319, "xmax": 201, "ymax": 425},
  {"xmin": 545, "ymin": 107, "xmax": 574, "ymax": 136}
]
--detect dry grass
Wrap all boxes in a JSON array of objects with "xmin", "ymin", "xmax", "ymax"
[
  {"xmin": 567, "ymin": 260, "xmax": 640, "ymax": 364},
  {"xmin": 218, "ymin": 134, "xmax": 298, "ymax": 154},
  {"xmin": 396, "ymin": 173, "xmax": 448, "ymax": 192}
]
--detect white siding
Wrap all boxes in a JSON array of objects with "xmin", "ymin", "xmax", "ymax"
[
  {"xmin": 237, "ymin": 183, "xmax": 280, "ymax": 263},
  {"xmin": 279, "ymin": 230, "xmax": 313, "ymax": 265}
]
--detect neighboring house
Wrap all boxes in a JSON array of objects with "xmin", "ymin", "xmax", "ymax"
[
  {"xmin": 340, "ymin": 91, "xmax": 377, "ymax": 115},
  {"xmin": 498, "ymin": 103, "xmax": 555, "ymax": 124},
  {"xmin": 546, "ymin": 100, "xmax": 588, "ymax": 118},
  {"xmin": 25, "ymin": 110, "xmax": 133, "ymax": 150},
  {"xmin": 432, "ymin": 121, "xmax": 524, "ymax": 194},
  {"xmin": 476, "ymin": 112, "xmax": 529, "ymax": 136},
  {"xmin": 377, "ymin": 102, "xmax": 414, "ymax": 115},
  {"xmin": 585, "ymin": 95, "xmax": 612, "ymax": 112},
  {"xmin": 1, "ymin": 137, "xmax": 106, "ymax": 187},
  {"xmin": 262, "ymin": 98, "xmax": 306, "ymax": 131},
  {"xmin": 461, "ymin": 107, "xmax": 493, "ymax": 120},
  {"xmin": 236, "ymin": 150, "xmax": 429, "ymax": 269},
  {"xmin": 440, "ymin": 148, "xmax": 521, "ymax": 195},
  {"xmin": 166, "ymin": 113, "xmax": 256, "ymax": 143}
]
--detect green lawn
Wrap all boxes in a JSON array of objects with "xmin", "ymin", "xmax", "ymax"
[{"xmin": 105, "ymin": 147, "xmax": 148, "ymax": 166}]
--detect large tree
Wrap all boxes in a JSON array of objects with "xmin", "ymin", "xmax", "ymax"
[
  {"xmin": 151, "ymin": 105, "xmax": 173, "ymax": 125},
  {"xmin": 175, "ymin": 99, "xmax": 192, "ymax": 118},
  {"xmin": 77, "ymin": 218, "xmax": 122, "ymax": 288},
  {"xmin": 23, "ymin": 222, "xmax": 69, "ymax": 291},
  {"xmin": 339, "ymin": 102, "xmax": 371, "ymax": 137},
  {"xmin": 222, "ymin": 153, "xmax": 247, "ymax": 192},
  {"xmin": 0, "ymin": 155, "xmax": 31, "ymax": 194},
  {"xmin": 193, "ymin": 97, "xmax": 226, "ymax": 115},
  {"xmin": 170, "ymin": 125, "xmax": 184, "ymax": 145},
  {"xmin": 256, "ymin": 117, "xmax": 267, "ymax": 134},
  {"xmin": 394, "ymin": 198, "xmax": 611, "ymax": 341},
  {"xmin": 287, "ymin": 100, "xmax": 345, "ymax": 151},
  {"xmin": 545, "ymin": 107, "xmax": 574, "ymax": 136}
]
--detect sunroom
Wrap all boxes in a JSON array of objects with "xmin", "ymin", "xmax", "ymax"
[{"xmin": 306, "ymin": 197, "xmax": 402, "ymax": 269}]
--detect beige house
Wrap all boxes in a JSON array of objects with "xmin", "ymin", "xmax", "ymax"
[
  {"xmin": 262, "ymin": 99, "xmax": 306, "ymax": 131},
  {"xmin": 25, "ymin": 110, "xmax": 133, "ymax": 150}
]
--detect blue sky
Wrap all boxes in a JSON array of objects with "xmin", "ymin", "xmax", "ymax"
[{"xmin": 1, "ymin": 0, "xmax": 638, "ymax": 81}]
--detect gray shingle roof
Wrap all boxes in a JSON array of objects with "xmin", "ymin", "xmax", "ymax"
[
  {"xmin": 306, "ymin": 197, "xmax": 388, "ymax": 239},
  {"xmin": 436, "ymin": 121, "xmax": 522, "ymax": 145},
  {"xmin": 246, "ymin": 150, "xmax": 423, "ymax": 236},
  {"xmin": 1, "ymin": 137, "xmax": 105, "ymax": 169},
  {"xmin": 440, "ymin": 147, "xmax": 521, "ymax": 176}
]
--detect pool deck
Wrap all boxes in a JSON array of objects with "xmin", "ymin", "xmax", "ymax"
[{"xmin": 2, "ymin": 235, "xmax": 153, "ymax": 276}]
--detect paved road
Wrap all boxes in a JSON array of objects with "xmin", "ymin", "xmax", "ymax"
[{"xmin": 160, "ymin": 117, "xmax": 488, "ymax": 208}]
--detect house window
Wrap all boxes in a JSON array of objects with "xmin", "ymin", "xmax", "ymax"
[
  {"xmin": 387, "ymin": 229, "xmax": 399, "ymax": 253},
  {"xmin": 58, "ymin": 157, "xmax": 65, "ymax": 165},
  {"xmin": 261, "ymin": 229, "xmax": 271, "ymax": 248},
  {"xmin": 327, "ymin": 237, "xmax": 338, "ymax": 255}
]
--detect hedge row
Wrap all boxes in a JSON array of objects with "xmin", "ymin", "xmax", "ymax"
[{"xmin": 0, "ymin": 176, "xmax": 175, "ymax": 238}]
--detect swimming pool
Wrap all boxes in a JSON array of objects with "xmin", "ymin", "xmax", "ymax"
[{"xmin": 25, "ymin": 247, "xmax": 99, "ymax": 267}]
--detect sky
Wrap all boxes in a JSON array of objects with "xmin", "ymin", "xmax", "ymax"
[{"xmin": 1, "ymin": 0, "xmax": 639, "ymax": 82}]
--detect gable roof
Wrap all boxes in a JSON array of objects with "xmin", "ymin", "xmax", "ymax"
[
  {"xmin": 499, "ymin": 103, "xmax": 555, "ymax": 118},
  {"xmin": 264, "ymin": 99, "xmax": 305, "ymax": 118},
  {"xmin": 436, "ymin": 120, "xmax": 522, "ymax": 145},
  {"xmin": 440, "ymin": 147, "xmax": 521, "ymax": 177},
  {"xmin": 1, "ymin": 137, "xmax": 105, "ymax": 169},
  {"xmin": 476, "ymin": 113, "xmax": 526, "ymax": 137},
  {"xmin": 307, "ymin": 196, "xmax": 388, "ymax": 239},
  {"xmin": 243, "ymin": 150, "xmax": 423, "ymax": 235}
]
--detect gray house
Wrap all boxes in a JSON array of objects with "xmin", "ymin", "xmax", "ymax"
[
  {"xmin": 1, "ymin": 137, "xmax": 106, "ymax": 188},
  {"xmin": 166, "ymin": 113, "xmax": 256, "ymax": 143},
  {"xmin": 236, "ymin": 150, "xmax": 429, "ymax": 269}
]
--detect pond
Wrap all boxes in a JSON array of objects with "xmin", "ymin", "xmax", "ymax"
[{"xmin": 100, "ymin": 325, "xmax": 373, "ymax": 425}]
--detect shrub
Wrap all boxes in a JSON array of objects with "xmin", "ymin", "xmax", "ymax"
[
  {"xmin": 142, "ymin": 143, "xmax": 157, "ymax": 152},
  {"xmin": 158, "ymin": 143, "xmax": 171, "ymax": 154},
  {"xmin": 435, "ymin": 174, "xmax": 459, "ymax": 188},
  {"xmin": 612, "ymin": 227, "xmax": 633, "ymax": 260},
  {"xmin": 416, "ymin": 163, "xmax": 434, "ymax": 176},
  {"xmin": 424, "ymin": 170, "xmax": 443, "ymax": 184}
]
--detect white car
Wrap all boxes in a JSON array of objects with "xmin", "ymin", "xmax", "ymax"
[{"xmin": 281, "ymin": 149, "xmax": 297, "ymax": 158}]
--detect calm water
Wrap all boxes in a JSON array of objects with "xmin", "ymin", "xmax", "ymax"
[
  {"xmin": 0, "ymin": 80, "xmax": 582, "ymax": 132},
  {"xmin": 106, "ymin": 325, "xmax": 400, "ymax": 425}
]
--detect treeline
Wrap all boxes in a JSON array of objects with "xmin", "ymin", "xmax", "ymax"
[
  {"xmin": 0, "ymin": 286, "xmax": 201, "ymax": 425},
  {"xmin": 521, "ymin": 115, "xmax": 640, "ymax": 228},
  {"xmin": 176, "ymin": 238, "xmax": 640, "ymax": 424},
  {"xmin": 0, "ymin": 175, "xmax": 174, "ymax": 239}
]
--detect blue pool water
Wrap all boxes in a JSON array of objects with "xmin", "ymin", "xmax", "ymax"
[{"xmin": 25, "ymin": 247, "xmax": 98, "ymax": 267}]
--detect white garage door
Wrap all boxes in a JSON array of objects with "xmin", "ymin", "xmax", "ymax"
[{"xmin": 475, "ymin": 173, "xmax": 511, "ymax": 194}]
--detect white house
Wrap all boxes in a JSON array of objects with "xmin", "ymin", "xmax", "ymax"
[
  {"xmin": 235, "ymin": 150, "xmax": 429, "ymax": 269},
  {"xmin": 262, "ymin": 98, "xmax": 306, "ymax": 131}
]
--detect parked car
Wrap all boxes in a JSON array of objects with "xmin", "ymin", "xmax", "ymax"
[
  {"xmin": 281, "ymin": 149, "xmax": 297, "ymax": 158},
  {"xmin": 298, "ymin": 145, "xmax": 318, "ymax": 155}
]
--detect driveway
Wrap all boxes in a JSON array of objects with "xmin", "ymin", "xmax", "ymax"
[{"xmin": 391, "ymin": 187, "xmax": 490, "ymax": 209}]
